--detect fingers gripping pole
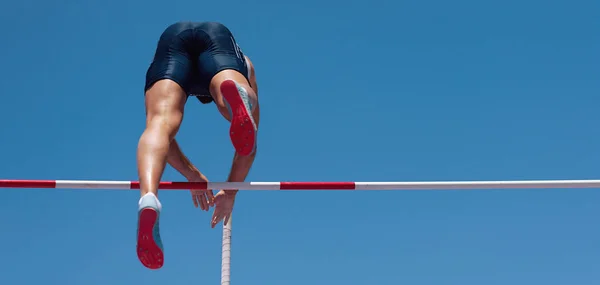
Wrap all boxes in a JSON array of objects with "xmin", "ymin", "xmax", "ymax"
[{"xmin": 221, "ymin": 217, "xmax": 232, "ymax": 285}]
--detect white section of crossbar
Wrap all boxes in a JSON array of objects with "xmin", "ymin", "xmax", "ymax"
[{"xmin": 352, "ymin": 180, "xmax": 600, "ymax": 190}]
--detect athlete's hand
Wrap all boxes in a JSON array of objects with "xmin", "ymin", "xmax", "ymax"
[
  {"xmin": 211, "ymin": 190, "xmax": 237, "ymax": 228},
  {"xmin": 187, "ymin": 171, "xmax": 215, "ymax": 211}
]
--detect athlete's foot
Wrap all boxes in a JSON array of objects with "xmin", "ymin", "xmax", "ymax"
[
  {"xmin": 220, "ymin": 79, "xmax": 257, "ymax": 156},
  {"xmin": 136, "ymin": 192, "xmax": 164, "ymax": 270}
]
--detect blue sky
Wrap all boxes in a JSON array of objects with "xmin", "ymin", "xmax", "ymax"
[{"xmin": 1, "ymin": 0, "xmax": 599, "ymax": 284}]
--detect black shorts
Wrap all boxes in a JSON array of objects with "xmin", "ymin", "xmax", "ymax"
[{"xmin": 144, "ymin": 21, "xmax": 249, "ymax": 104}]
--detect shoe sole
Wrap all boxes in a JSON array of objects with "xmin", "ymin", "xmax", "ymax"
[
  {"xmin": 137, "ymin": 207, "xmax": 163, "ymax": 269},
  {"xmin": 220, "ymin": 80, "xmax": 257, "ymax": 156}
]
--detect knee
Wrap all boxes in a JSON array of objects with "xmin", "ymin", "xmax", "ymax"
[
  {"xmin": 146, "ymin": 111, "xmax": 183, "ymax": 135},
  {"xmin": 145, "ymin": 101, "xmax": 184, "ymax": 140},
  {"xmin": 211, "ymin": 78, "xmax": 256, "ymax": 107}
]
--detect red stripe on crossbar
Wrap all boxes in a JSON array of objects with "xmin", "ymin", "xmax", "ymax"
[
  {"xmin": 130, "ymin": 181, "xmax": 209, "ymax": 190},
  {"xmin": 0, "ymin": 180, "xmax": 57, "ymax": 188}
]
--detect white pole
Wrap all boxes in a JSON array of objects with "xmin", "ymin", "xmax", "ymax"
[{"xmin": 221, "ymin": 216, "xmax": 232, "ymax": 285}]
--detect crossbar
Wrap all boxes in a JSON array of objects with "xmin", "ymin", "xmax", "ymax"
[{"xmin": 1, "ymin": 179, "xmax": 600, "ymax": 190}]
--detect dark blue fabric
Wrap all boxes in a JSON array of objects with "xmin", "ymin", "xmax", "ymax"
[{"xmin": 144, "ymin": 21, "xmax": 249, "ymax": 104}]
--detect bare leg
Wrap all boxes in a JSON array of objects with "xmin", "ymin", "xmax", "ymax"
[
  {"xmin": 137, "ymin": 79, "xmax": 186, "ymax": 197},
  {"xmin": 135, "ymin": 79, "xmax": 186, "ymax": 270}
]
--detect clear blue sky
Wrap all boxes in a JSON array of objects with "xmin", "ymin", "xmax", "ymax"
[{"xmin": 1, "ymin": 0, "xmax": 599, "ymax": 284}]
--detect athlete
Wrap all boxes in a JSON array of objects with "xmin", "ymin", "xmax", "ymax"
[{"xmin": 135, "ymin": 21, "xmax": 260, "ymax": 270}]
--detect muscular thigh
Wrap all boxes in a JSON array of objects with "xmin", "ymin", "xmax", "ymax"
[{"xmin": 145, "ymin": 80, "xmax": 187, "ymax": 119}]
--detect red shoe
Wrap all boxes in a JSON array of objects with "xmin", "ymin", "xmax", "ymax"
[
  {"xmin": 220, "ymin": 80, "xmax": 257, "ymax": 156},
  {"xmin": 136, "ymin": 195, "xmax": 164, "ymax": 270}
]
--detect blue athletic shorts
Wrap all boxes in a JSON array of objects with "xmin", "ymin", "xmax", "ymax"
[{"xmin": 144, "ymin": 21, "xmax": 249, "ymax": 104}]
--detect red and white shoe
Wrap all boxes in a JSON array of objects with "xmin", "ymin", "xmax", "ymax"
[
  {"xmin": 136, "ymin": 194, "xmax": 164, "ymax": 270},
  {"xmin": 220, "ymin": 79, "xmax": 257, "ymax": 156}
]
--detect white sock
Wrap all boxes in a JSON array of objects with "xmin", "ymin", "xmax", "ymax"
[{"xmin": 138, "ymin": 192, "xmax": 163, "ymax": 211}]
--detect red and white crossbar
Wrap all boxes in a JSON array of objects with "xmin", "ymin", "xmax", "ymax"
[{"xmin": 1, "ymin": 179, "xmax": 600, "ymax": 190}]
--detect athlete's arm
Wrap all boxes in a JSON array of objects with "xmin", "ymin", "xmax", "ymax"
[
  {"xmin": 168, "ymin": 138, "xmax": 214, "ymax": 211},
  {"xmin": 167, "ymin": 139, "xmax": 205, "ymax": 180}
]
